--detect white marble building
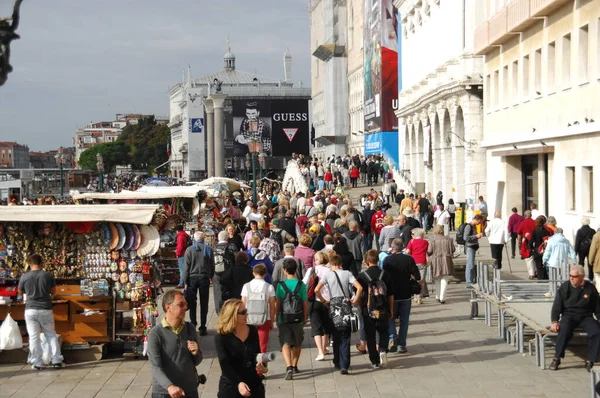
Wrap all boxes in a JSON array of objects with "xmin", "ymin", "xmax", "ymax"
[
  {"xmin": 168, "ymin": 50, "xmax": 311, "ymax": 181},
  {"xmin": 475, "ymin": 0, "xmax": 600, "ymax": 240},
  {"xmin": 394, "ymin": 0, "xmax": 485, "ymax": 202}
]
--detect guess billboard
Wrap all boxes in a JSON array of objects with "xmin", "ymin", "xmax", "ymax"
[{"xmin": 270, "ymin": 99, "xmax": 310, "ymax": 156}]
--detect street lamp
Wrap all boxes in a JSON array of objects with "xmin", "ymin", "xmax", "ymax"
[
  {"xmin": 247, "ymin": 138, "xmax": 263, "ymax": 204},
  {"xmin": 55, "ymin": 146, "xmax": 66, "ymax": 196},
  {"xmin": 258, "ymin": 152, "xmax": 266, "ymax": 182},
  {"xmin": 96, "ymin": 154, "xmax": 104, "ymax": 192}
]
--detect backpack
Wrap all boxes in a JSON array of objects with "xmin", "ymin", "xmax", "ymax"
[
  {"xmin": 363, "ymin": 270, "xmax": 388, "ymax": 319},
  {"xmin": 329, "ymin": 271, "xmax": 358, "ymax": 332},
  {"xmin": 214, "ymin": 243, "xmax": 234, "ymax": 274},
  {"xmin": 271, "ymin": 229, "xmax": 283, "ymax": 249},
  {"xmin": 280, "ymin": 281, "xmax": 304, "ymax": 324},
  {"xmin": 306, "ymin": 267, "xmax": 319, "ymax": 302},
  {"xmin": 581, "ymin": 236, "xmax": 593, "ymax": 254},
  {"xmin": 455, "ymin": 223, "xmax": 468, "ymax": 245},
  {"xmin": 537, "ymin": 235, "xmax": 549, "ymax": 256},
  {"xmin": 246, "ymin": 281, "xmax": 270, "ymax": 326},
  {"xmin": 374, "ymin": 214, "xmax": 385, "ymax": 231}
]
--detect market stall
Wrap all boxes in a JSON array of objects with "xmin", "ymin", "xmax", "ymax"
[
  {"xmin": 0, "ymin": 205, "xmax": 162, "ymax": 356},
  {"xmin": 71, "ymin": 186, "xmax": 222, "ymax": 285}
]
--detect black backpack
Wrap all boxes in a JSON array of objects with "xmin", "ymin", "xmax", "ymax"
[
  {"xmin": 271, "ymin": 229, "xmax": 284, "ymax": 249},
  {"xmin": 213, "ymin": 242, "xmax": 234, "ymax": 275},
  {"xmin": 363, "ymin": 270, "xmax": 388, "ymax": 319},
  {"xmin": 455, "ymin": 223, "xmax": 468, "ymax": 245},
  {"xmin": 581, "ymin": 236, "xmax": 593, "ymax": 254},
  {"xmin": 280, "ymin": 281, "xmax": 304, "ymax": 324}
]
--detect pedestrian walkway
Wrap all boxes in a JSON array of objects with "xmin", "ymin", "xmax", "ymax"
[{"xmin": 0, "ymin": 283, "xmax": 590, "ymax": 397}]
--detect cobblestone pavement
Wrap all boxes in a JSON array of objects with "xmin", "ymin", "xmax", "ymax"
[{"xmin": 0, "ymin": 283, "xmax": 591, "ymax": 397}]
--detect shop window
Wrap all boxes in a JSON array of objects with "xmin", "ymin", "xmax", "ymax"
[
  {"xmin": 582, "ymin": 166, "xmax": 594, "ymax": 213},
  {"xmin": 579, "ymin": 25, "xmax": 589, "ymax": 83},
  {"xmin": 562, "ymin": 34, "xmax": 571, "ymax": 89},
  {"xmin": 566, "ymin": 166, "xmax": 576, "ymax": 211}
]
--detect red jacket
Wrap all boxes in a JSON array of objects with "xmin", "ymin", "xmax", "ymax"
[
  {"xmin": 350, "ymin": 168, "xmax": 360, "ymax": 178},
  {"xmin": 324, "ymin": 172, "xmax": 333, "ymax": 182},
  {"xmin": 175, "ymin": 230, "xmax": 189, "ymax": 258},
  {"xmin": 371, "ymin": 211, "xmax": 386, "ymax": 234},
  {"xmin": 296, "ymin": 215, "xmax": 308, "ymax": 234}
]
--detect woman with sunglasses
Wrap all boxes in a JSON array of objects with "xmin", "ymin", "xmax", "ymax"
[{"xmin": 215, "ymin": 299, "xmax": 267, "ymax": 397}]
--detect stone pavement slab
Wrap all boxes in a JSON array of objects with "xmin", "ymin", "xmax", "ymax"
[{"xmin": 0, "ymin": 282, "xmax": 591, "ymax": 397}]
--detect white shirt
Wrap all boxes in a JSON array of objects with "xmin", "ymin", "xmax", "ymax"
[
  {"xmin": 297, "ymin": 197, "xmax": 307, "ymax": 210},
  {"xmin": 531, "ymin": 209, "xmax": 545, "ymax": 220},
  {"xmin": 247, "ymin": 212, "xmax": 264, "ymax": 223},
  {"xmin": 241, "ymin": 278, "xmax": 275, "ymax": 320},
  {"xmin": 382, "ymin": 183, "xmax": 391, "ymax": 196},
  {"xmin": 242, "ymin": 205, "xmax": 252, "ymax": 218},
  {"xmin": 484, "ymin": 217, "xmax": 509, "ymax": 244},
  {"xmin": 303, "ymin": 265, "xmax": 331, "ymax": 301},
  {"xmin": 437, "ymin": 210, "xmax": 451, "ymax": 226}
]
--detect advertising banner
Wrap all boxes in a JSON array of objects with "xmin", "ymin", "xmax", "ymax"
[
  {"xmin": 187, "ymin": 97, "xmax": 206, "ymax": 171},
  {"xmin": 231, "ymin": 99, "xmax": 310, "ymax": 158},
  {"xmin": 270, "ymin": 99, "xmax": 310, "ymax": 156},
  {"xmin": 189, "ymin": 118, "xmax": 204, "ymax": 133},
  {"xmin": 364, "ymin": 0, "xmax": 382, "ymax": 133},
  {"xmin": 364, "ymin": 133, "xmax": 382, "ymax": 156},
  {"xmin": 232, "ymin": 99, "xmax": 272, "ymax": 158},
  {"xmin": 364, "ymin": 0, "xmax": 398, "ymax": 134}
]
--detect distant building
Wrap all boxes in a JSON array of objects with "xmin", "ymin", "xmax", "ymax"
[
  {"xmin": 29, "ymin": 151, "xmax": 57, "ymax": 169},
  {"xmin": 74, "ymin": 114, "xmax": 168, "ymax": 164},
  {"xmin": 0, "ymin": 142, "xmax": 29, "ymax": 168},
  {"xmin": 168, "ymin": 48, "xmax": 311, "ymax": 181}
]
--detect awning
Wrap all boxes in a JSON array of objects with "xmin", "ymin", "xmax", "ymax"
[
  {"xmin": 72, "ymin": 186, "xmax": 212, "ymax": 201},
  {"xmin": 0, "ymin": 204, "xmax": 159, "ymax": 224},
  {"xmin": 491, "ymin": 146, "xmax": 555, "ymax": 157}
]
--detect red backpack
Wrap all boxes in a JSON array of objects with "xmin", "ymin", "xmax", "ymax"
[{"xmin": 306, "ymin": 267, "xmax": 319, "ymax": 302}]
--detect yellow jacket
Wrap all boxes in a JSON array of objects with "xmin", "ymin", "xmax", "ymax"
[{"xmin": 589, "ymin": 232, "xmax": 600, "ymax": 273}]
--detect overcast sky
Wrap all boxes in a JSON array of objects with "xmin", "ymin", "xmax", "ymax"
[{"xmin": 0, "ymin": 0, "xmax": 311, "ymax": 151}]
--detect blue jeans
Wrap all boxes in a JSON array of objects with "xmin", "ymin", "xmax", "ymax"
[
  {"xmin": 177, "ymin": 257, "xmax": 185, "ymax": 286},
  {"xmin": 332, "ymin": 329, "xmax": 351, "ymax": 370},
  {"xmin": 363, "ymin": 233, "xmax": 373, "ymax": 253},
  {"xmin": 25, "ymin": 309, "xmax": 63, "ymax": 367},
  {"xmin": 389, "ymin": 299, "xmax": 412, "ymax": 349},
  {"xmin": 465, "ymin": 246, "xmax": 477, "ymax": 286},
  {"xmin": 419, "ymin": 213, "xmax": 428, "ymax": 231}
]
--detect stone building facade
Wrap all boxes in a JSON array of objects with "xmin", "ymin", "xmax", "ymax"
[
  {"xmin": 394, "ymin": 0, "xmax": 485, "ymax": 202},
  {"xmin": 475, "ymin": 0, "xmax": 600, "ymax": 240}
]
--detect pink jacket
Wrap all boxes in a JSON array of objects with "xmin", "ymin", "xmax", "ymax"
[{"xmin": 295, "ymin": 245, "xmax": 315, "ymax": 269}]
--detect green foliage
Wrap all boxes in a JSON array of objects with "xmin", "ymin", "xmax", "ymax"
[
  {"xmin": 78, "ymin": 117, "xmax": 170, "ymax": 174},
  {"xmin": 78, "ymin": 141, "xmax": 131, "ymax": 172},
  {"xmin": 118, "ymin": 116, "xmax": 170, "ymax": 173}
]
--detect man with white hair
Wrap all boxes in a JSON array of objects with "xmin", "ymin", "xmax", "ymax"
[
  {"xmin": 575, "ymin": 217, "xmax": 596, "ymax": 280},
  {"xmin": 183, "ymin": 231, "xmax": 214, "ymax": 335},
  {"xmin": 272, "ymin": 243, "xmax": 305, "ymax": 285},
  {"xmin": 549, "ymin": 264, "xmax": 600, "ymax": 371},
  {"xmin": 485, "ymin": 211, "xmax": 509, "ymax": 269}
]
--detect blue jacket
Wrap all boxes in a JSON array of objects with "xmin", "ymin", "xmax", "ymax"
[{"xmin": 542, "ymin": 233, "xmax": 576, "ymax": 268}]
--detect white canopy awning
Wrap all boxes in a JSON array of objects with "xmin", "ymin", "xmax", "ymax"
[
  {"xmin": 0, "ymin": 204, "xmax": 159, "ymax": 224},
  {"xmin": 72, "ymin": 186, "xmax": 211, "ymax": 201}
]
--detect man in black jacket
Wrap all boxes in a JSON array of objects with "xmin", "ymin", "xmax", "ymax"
[
  {"xmin": 382, "ymin": 239, "xmax": 420, "ymax": 354},
  {"xmin": 279, "ymin": 210, "xmax": 298, "ymax": 243},
  {"xmin": 549, "ymin": 264, "xmax": 600, "ymax": 371},
  {"xmin": 212, "ymin": 230, "xmax": 239, "ymax": 313},
  {"xmin": 575, "ymin": 217, "xmax": 596, "ymax": 280},
  {"xmin": 397, "ymin": 215, "xmax": 413, "ymax": 247}
]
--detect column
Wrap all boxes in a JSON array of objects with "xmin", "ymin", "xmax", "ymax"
[
  {"xmin": 203, "ymin": 99, "xmax": 214, "ymax": 177},
  {"xmin": 210, "ymin": 94, "xmax": 228, "ymax": 177}
]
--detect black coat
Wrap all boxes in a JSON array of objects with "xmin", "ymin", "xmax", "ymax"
[
  {"xmin": 333, "ymin": 244, "xmax": 355, "ymax": 273},
  {"xmin": 219, "ymin": 263, "xmax": 253, "ymax": 301},
  {"xmin": 575, "ymin": 225, "xmax": 596, "ymax": 254},
  {"xmin": 382, "ymin": 252, "xmax": 421, "ymax": 300}
]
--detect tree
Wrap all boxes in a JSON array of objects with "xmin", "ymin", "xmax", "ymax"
[
  {"xmin": 118, "ymin": 116, "xmax": 170, "ymax": 173},
  {"xmin": 78, "ymin": 141, "xmax": 130, "ymax": 172}
]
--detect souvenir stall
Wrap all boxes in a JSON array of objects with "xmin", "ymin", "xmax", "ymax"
[
  {"xmin": 72, "ymin": 186, "xmax": 220, "ymax": 285},
  {"xmin": 0, "ymin": 204, "xmax": 161, "ymax": 358}
]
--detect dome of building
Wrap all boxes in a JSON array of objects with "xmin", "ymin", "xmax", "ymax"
[{"xmin": 223, "ymin": 48, "xmax": 236, "ymax": 71}]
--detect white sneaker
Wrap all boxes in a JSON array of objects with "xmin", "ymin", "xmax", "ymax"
[
  {"xmin": 379, "ymin": 351, "xmax": 388, "ymax": 367},
  {"xmin": 315, "ymin": 354, "xmax": 325, "ymax": 361}
]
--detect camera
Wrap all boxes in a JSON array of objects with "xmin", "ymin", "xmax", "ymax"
[
  {"xmin": 197, "ymin": 374, "xmax": 207, "ymax": 385},
  {"xmin": 256, "ymin": 352, "xmax": 276, "ymax": 364}
]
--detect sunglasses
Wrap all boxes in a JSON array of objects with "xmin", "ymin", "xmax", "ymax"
[
  {"xmin": 569, "ymin": 274, "xmax": 583, "ymax": 278},
  {"xmin": 238, "ymin": 309, "xmax": 248, "ymax": 315}
]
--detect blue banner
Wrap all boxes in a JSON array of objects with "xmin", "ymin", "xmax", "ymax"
[
  {"xmin": 190, "ymin": 118, "xmax": 204, "ymax": 133},
  {"xmin": 364, "ymin": 132, "xmax": 399, "ymax": 169}
]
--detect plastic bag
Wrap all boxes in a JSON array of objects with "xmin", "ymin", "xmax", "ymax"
[
  {"xmin": 40, "ymin": 333, "xmax": 51, "ymax": 365},
  {"xmin": 0, "ymin": 314, "xmax": 23, "ymax": 350}
]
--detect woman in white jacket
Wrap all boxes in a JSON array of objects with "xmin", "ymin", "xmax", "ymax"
[{"xmin": 484, "ymin": 211, "xmax": 509, "ymax": 269}]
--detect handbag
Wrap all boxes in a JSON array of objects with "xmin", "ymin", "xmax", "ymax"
[
  {"xmin": 329, "ymin": 271, "xmax": 359, "ymax": 333},
  {"xmin": 410, "ymin": 277, "xmax": 422, "ymax": 295}
]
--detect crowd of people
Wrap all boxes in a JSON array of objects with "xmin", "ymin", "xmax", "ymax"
[{"xmin": 153, "ymin": 167, "xmax": 485, "ymax": 397}]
